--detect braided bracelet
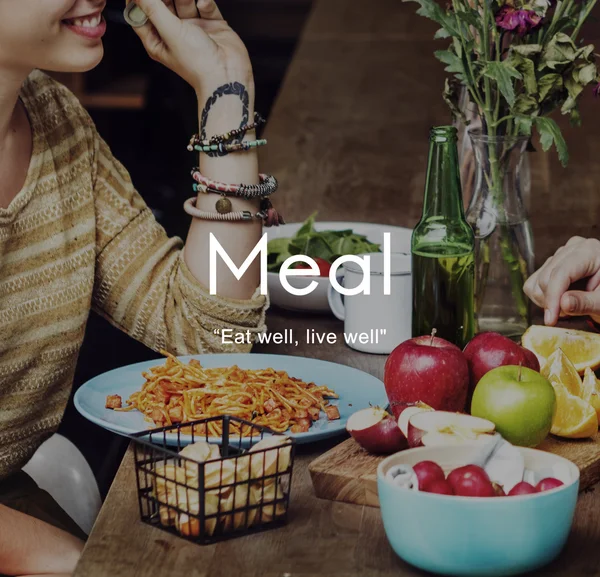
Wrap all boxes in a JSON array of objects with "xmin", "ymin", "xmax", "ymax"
[
  {"xmin": 184, "ymin": 197, "xmax": 285, "ymax": 227},
  {"xmin": 193, "ymin": 182, "xmax": 274, "ymax": 199},
  {"xmin": 187, "ymin": 112, "xmax": 266, "ymax": 151},
  {"xmin": 191, "ymin": 170, "xmax": 278, "ymax": 200},
  {"xmin": 192, "ymin": 139, "xmax": 267, "ymax": 154}
]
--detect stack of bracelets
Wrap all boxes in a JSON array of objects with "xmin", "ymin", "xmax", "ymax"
[{"xmin": 184, "ymin": 112, "xmax": 284, "ymax": 227}]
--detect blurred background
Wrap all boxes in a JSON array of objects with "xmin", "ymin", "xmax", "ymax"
[{"xmin": 56, "ymin": 0, "xmax": 313, "ymax": 496}]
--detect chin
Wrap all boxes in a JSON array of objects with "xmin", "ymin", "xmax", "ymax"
[{"xmin": 48, "ymin": 44, "xmax": 104, "ymax": 73}]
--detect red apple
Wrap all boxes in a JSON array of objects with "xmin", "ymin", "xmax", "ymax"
[
  {"xmin": 463, "ymin": 332, "xmax": 541, "ymax": 395},
  {"xmin": 397, "ymin": 402, "xmax": 434, "ymax": 438},
  {"xmin": 508, "ymin": 481, "xmax": 537, "ymax": 496},
  {"xmin": 535, "ymin": 478, "xmax": 564, "ymax": 492},
  {"xmin": 423, "ymin": 479, "xmax": 454, "ymax": 495},
  {"xmin": 346, "ymin": 407, "xmax": 406, "ymax": 454},
  {"xmin": 407, "ymin": 410, "xmax": 495, "ymax": 448},
  {"xmin": 447, "ymin": 465, "xmax": 496, "ymax": 497},
  {"xmin": 413, "ymin": 461, "xmax": 445, "ymax": 490},
  {"xmin": 384, "ymin": 334, "xmax": 470, "ymax": 418}
]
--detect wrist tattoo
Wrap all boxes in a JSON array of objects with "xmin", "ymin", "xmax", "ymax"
[{"xmin": 200, "ymin": 82, "xmax": 250, "ymax": 158}]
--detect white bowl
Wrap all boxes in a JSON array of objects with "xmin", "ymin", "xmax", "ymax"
[{"xmin": 267, "ymin": 221, "xmax": 412, "ymax": 313}]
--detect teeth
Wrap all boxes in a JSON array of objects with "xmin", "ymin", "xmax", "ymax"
[{"xmin": 72, "ymin": 14, "xmax": 101, "ymax": 28}]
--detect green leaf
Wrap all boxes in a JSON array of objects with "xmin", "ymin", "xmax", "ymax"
[
  {"xmin": 534, "ymin": 117, "xmax": 569, "ymax": 166},
  {"xmin": 577, "ymin": 62, "xmax": 598, "ymax": 85},
  {"xmin": 514, "ymin": 116, "xmax": 534, "ymax": 136},
  {"xmin": 403, "ymin": 0, "xmax": 459, "ymax": 37},
  {"xmin": 435, "ymin": 49, "xmax": 466, "ymax": 80},
  {"xmin": 538, "ymin": 73, "xmax": 562, "ymax": 100},
  {"xmin": 484, "ymin": 61, "xmax": 522, "ymax": 107},
  {"xmin": 540, "ymin": 33, "xmax": 578, "ymax": 70},
  {"xmin": 512, "ymin": 44, "xmax": 543, "ymax": 57},
  {"xmin": 455, "ymin": 9, "xmax": 482, "ymax": 32},
  {"xmin": 570, "ymin": 107, "xmax": 582, "ymax": 127},
  {"xmin": 434, "ymin": 27, "xmax": 451, "ymax": 39},
  {"xmin": 510, "ymin": 53, "xmax": 537, "ymax": 95},
  {"xmin": 513, "ymin": 94, "xmax": 539, "ymax": 115},
  {"xmin": 295, "ymin": 212, "xmax": 317, "ymax": 237}
]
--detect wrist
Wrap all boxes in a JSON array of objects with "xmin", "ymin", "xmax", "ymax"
[{"xmin": 194, "ymin": 75, "xmax": 255, "ymax": 107}]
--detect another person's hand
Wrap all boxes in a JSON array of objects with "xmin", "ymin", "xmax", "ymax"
[
  {"xmin": 524, "ymin": 236, "xmax": 600, "ymax": 326},
  {"xmin": 127, "ymin": 0, "xmax": 253, "ymax": 96}
]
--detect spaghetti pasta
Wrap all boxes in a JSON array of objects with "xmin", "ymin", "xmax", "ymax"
[{"xmin": 109, "ymin": 352, "xmax": 339, "ymax": 436}]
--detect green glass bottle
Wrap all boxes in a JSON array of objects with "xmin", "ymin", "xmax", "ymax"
[{"xmin": 411, "ymin": 126, "xmax": 476, "ymax": 348}]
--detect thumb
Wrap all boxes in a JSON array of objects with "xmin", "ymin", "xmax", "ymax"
[
  {"xmin": 132, "ymin": 0, "xmax": 180, "ymax": 42},
  {"xmin": 560, "ymin": 290, "xmax": 600, "ymax": 317}
]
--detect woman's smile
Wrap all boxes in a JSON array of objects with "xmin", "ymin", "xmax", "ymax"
[{"xmin": 62, "ymin": 10, "xmax": 106, "ymax": 40}]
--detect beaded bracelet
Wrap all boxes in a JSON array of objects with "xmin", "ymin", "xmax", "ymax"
[
  {"xmin": 191, "ymin": 170, "xmax": 278, "ymax": 200},
  {"xmin": 187, "ymin": 112, "xmax": 266, "ymax": 151},
  {"xmin": 184, "ymin": 196, "xmax": 285, "ymax": 227},
  {"xmin": 192, "ymin": 139, "xmax": 267, "ymax": 154}
]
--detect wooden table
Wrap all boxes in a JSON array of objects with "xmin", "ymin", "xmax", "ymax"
[
  {"xmin": 74, "ymin": 312, "xmax": 600, "ymax": 577},
  {"xmin": 74, "ymin": 0, "xmax": 600, "ymax": 574}
]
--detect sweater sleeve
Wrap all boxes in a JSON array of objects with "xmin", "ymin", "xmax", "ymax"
[{"xmin": 90, "ymin": 131, "xmax": 268, "ymax": 355}]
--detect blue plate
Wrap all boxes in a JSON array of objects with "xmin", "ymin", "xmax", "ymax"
[{"xmin": 74, "ymin": 353, "xmax": 387, "ymax": 446}]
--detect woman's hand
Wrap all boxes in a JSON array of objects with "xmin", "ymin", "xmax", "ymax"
[
  {"xmin": 524, "ymin": 236, "xmax": 600, "ymax": 326},
  {"xmin": 127, "ymin": 0, "xmax": 253, "ymax": 96}
]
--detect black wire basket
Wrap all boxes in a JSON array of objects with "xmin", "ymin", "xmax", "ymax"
[{"xmin": 130, "ymin": 415, "xmax": 295, "ymax": 544}]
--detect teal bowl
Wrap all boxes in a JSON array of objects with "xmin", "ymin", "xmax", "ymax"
[{"xmin": 377, "ymin": 444, "xmax": 579, "ymax": 577}]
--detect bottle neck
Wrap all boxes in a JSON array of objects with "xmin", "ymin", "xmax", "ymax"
[{"xmin": 422, "ymin": 136, "xmax": 465, "ymax": 221}]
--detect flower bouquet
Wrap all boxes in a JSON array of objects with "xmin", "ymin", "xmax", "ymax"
[{"xmin": 407, "ymin": 0, "xmax": 599, "ymax": 337}]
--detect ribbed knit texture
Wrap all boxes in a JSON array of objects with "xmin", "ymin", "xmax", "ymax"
[{"xmin": 0, "ymin": 71, "xmax": 267, "ymax": 479}]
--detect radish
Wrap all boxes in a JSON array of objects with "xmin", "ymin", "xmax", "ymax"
[
  {"xmin": 508, "ymin": 482, "xmax": 537, "ymax": 496},
  {"xmin": 413, "ymin": 460, "xmax": 445, "ymax": 490},
  {"xmin": 535, "ymin": 478, "xmax": 564, "ymax": 492},
  {"xmin": 447, "ymin": 465, "xmax": 496, "ymax": 497}
]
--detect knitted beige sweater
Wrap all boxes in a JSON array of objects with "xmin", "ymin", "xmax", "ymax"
[{"xmin": 0, "ymin": 71, "xmax": 267, "ymax": 479}]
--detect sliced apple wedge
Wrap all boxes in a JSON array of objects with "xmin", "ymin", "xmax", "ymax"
[
  {"xmin": 346, "ymin": 407, "xmax": 407, "ymax": 454},
  {"xmin": 407, "ymin": 411, "xmax": 496, "ymax": 448},
  {"xmin": 397, "ymin": 402, "xmax": 434, "ymax": 438}
]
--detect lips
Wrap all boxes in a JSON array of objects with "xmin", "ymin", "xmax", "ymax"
[
  {"xmin": 64, "ymin": 13, "xmax": 103, "ymax": 28},
  {"xmin": 62, "ymin": 11, "xmax": 107, "ymax": 39}
]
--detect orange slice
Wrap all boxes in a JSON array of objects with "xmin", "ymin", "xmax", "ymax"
[
  {"xmin": 522, "ymin": 326, "xmax": 600, "ymax": 374},
  {"xmin": 582, "ymin": 367, "xmax": 600, "ymax": 421},
  {"xmin": 550, "ymin": 381, "xmax": 598, "ymax": 439},
  {"xmin": 541, "ymin": 348, "xmax": 583, "ymax": 397}
]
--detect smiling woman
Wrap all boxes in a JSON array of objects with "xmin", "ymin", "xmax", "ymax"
[
  {"xmin": 0, "ymin": 1, "xmax": 107, "ymax": 73},
  {"xmin": 0, "ymin": 0, "xmax": 272, "ymax": 573}
]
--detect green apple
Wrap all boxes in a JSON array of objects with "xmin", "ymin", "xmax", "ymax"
[{"xmin": 471, "ymin": 365, "xmax": 556, "ymax": 447}]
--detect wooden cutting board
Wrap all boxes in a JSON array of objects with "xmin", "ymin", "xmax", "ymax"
[{"xmin": 309, "ymin": 433, "xmax": 600, "ymax": 507}]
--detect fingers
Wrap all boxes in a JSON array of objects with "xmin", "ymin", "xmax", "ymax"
[
  {"xmin": 560, "ymin": 290, "xmax": 600, "ymax": 318},
  {"xmin": 542, "ymin": 241, "xmax": 600, "ymax": 325},
  {"xmin": 134, "ymin": 0, "xmax": 180, "ymax": 43},
  {"xmin": 163, "ymin": 0, "xmax": 177, "ymax": 15},
  {"xmin": 197, "ymin": 0, "xmax": 224, "ymax": 19},
  {"xmin": 175, "ymin": 0, "xmax": 199, "ymax": 18},
  {"xmin": 524, "ymin": 236, "xmax": 600, "ymax": 324}
]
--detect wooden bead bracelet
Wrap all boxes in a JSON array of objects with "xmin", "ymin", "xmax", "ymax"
[{"xmin": 187, "ymin": 113, "xmax": 266, "ymax": 151}]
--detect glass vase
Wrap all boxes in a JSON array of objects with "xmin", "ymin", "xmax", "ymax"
[{"xmin": 465, "ymin": 130, "xmax": 535, "ymax": 339}]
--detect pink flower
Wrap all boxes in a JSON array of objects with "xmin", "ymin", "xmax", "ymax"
[
  {"xmin": 496, "ymin": 5, "xmax": 542, "ymax": 35},
  {"xmin": 594, "ymin": 83, "xmax": 600, "ymax": 98}
]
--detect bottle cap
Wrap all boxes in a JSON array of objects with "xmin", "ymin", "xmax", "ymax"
[{"xmin": 124, "ymin": 3, "xmax": 149, "ymax": 27}]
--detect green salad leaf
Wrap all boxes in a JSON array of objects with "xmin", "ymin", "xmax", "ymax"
[{"xmin": 267, "ymin": 213, "xmax": 381, "ymax": 273}]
